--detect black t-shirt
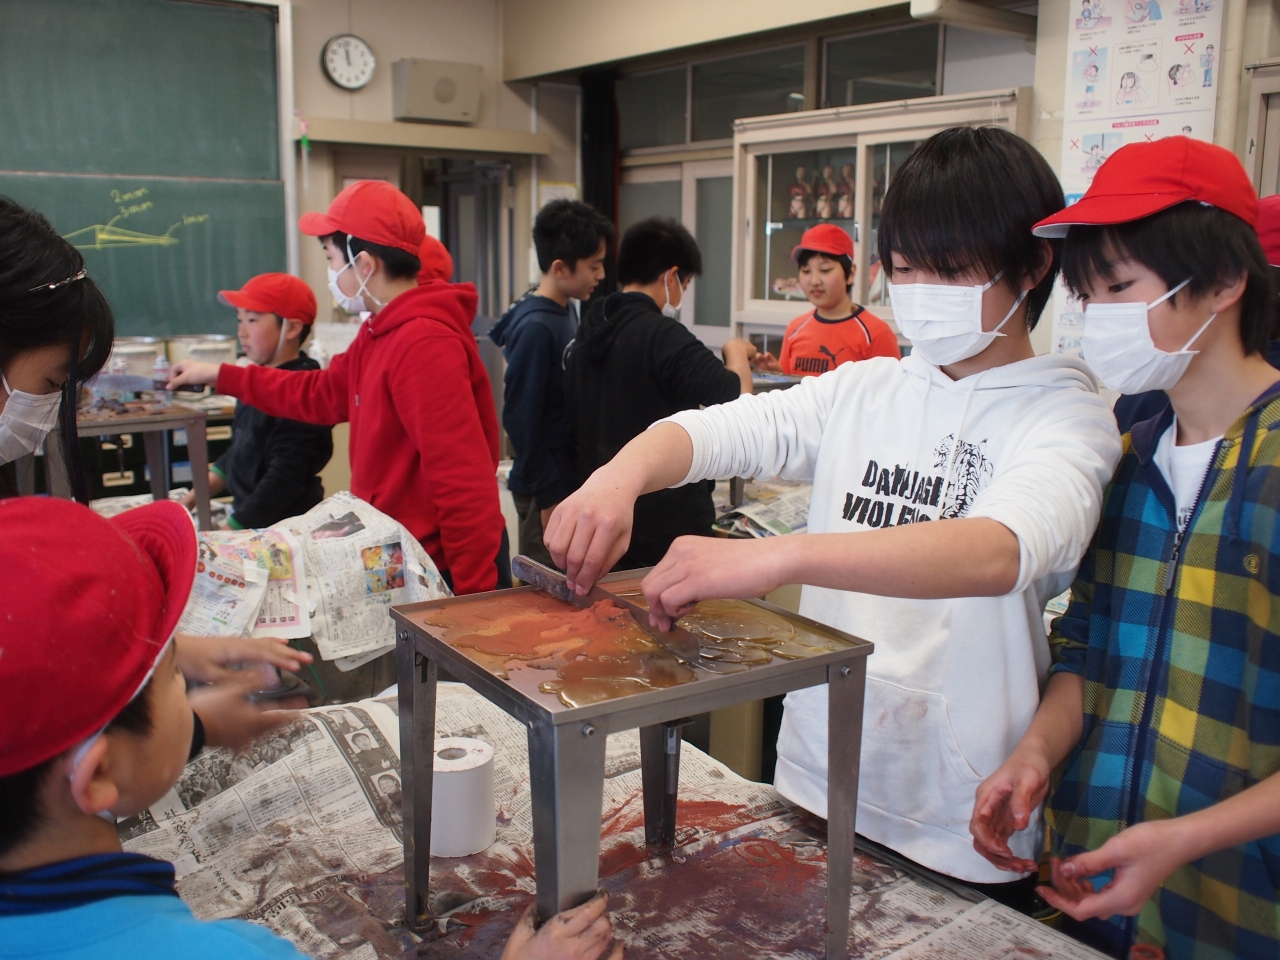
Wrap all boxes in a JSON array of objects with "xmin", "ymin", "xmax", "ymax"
[
  {"xmin": 214, "ymin": 353, "xmax": 333, "ymax": 528},
  {"xmin": 564, "ymin": 291, "xmax": 741, "ymax": 568}
]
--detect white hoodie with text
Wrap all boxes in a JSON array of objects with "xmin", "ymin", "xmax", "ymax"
[{"xmin": 663, "ymin": 352, "xmax": 1122, "ymax": 882}]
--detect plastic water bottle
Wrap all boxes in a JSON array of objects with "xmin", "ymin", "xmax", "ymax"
[
  {"xmin": 107, "ymin": 355, "xmax": 129, "ymax": 400},
  {"xmin": 151, "ymin": 354, "xmax": 172, "ymax": 402}
]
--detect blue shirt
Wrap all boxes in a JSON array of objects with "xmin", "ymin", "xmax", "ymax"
[{"xmin": 0, "ymin": 867, "xmax": 304, "ymax": 960}]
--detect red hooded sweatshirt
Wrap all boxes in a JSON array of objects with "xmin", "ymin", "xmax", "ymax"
[{"xmin": 215, "ymin": 281, "xmax": 503, "ymax": 594}]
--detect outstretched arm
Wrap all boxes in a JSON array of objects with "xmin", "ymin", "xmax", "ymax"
[
  {"xmin": 640, "ymin": 516, "xmax": 1019, "ymax": 628},
  {"xmin": 544, "ymin": 423, "xmax": 694, "ymax": 591}
]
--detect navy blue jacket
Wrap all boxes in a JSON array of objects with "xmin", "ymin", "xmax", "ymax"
[
  {"xmin": 488, "ymin": 294, "xmax": 576, "ymax": 504},
  {"xmin": 1113, "ymin": 340, "xmax": 1280, "ymax": 434}
]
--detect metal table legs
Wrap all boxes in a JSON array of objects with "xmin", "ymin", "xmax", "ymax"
[
  {"xmin": 527, "ymin": 717, "xmax": 609, "ymax": 919},
  {"xmin": 398, "ymin": 632, "xmax": 868, "ymax": 959},
  {"xmin": 398, "ymin": 643, "xmax": 437, "ymax": 931},
  {"xmin": 825, "ymin": 658, "xmax": 867, "ymax": 959},
  {"xmin": 640, "ymin": 718, "xmax": 691, "ymax": 851}
]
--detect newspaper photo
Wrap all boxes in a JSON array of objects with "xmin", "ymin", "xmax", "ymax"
[
  {"xmin": 271, "ymin": 492, "xmax": 450, "ymax": 664},
  {"xmin": 202, "ymin": 527, "xmax": 311, "ymax": 639},
  {"xmin": 177, "ymin": 534, "xmax": 268, "ymax": 638}
]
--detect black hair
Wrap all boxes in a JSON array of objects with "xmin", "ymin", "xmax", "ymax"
[
  {"xmin": 533, "ymin": 199, "xmax": 615, "ymax": 274},
  {"xmin": 877, "ymin": 126, "xmax": 1065, "ymax": 331},
  {"xmin": 616, "ymin": 218, "xmax": 703, "ymax": 286},
  {"xmin": 0, "ymin": 196, "xmax": 115, "ymax": 502},
  {"xmin": 0, "ymin": 680, "xmax": 154, "ymax": 860},
  {"xmin": 797, "ymin": 249, "xmax": 854, "ymax": 291},
  {"xmin": 1061, "ymin": 201, "xmax": 1275, "ymax": 356},
  {"xmin": 323, "ymin": 231, "xmax": 421, "ymax": 282}
]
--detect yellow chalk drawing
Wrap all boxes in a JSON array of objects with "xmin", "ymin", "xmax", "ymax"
[{"xmin": 63, "ymin": 214, "xmax": 208, "ymax": 251}]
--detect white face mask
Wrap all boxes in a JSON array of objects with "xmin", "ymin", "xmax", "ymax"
[
  {"xmin": 327, "ymin": 239, "xmax": 384, "ymax": 315},
  {"xmin": 1081, "ymin": 278, "xmax": 1214, "ymax": 394},
  {"xmin": 0, "ymin": 372, "xmax": 62, "ymax": 464},
  {"xmin": 657, "ymin": 269, "xmax": 683, "ymax": 321},
  {"xmin": 888, "ymin": 271, "xmax": 1026, "ymax": 366}
]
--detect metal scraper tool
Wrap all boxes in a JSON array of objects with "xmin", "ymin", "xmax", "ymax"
[{"xmin": 510, "ymin": 555, "xmax": 744, "ymax": 673}]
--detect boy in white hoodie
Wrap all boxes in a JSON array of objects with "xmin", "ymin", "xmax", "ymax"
[{"xmin": 544, "ymin": 126, "xmax": 1123, "ymax": 903}]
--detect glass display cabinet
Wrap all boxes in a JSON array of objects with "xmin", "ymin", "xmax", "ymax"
[{"xmin": 731, "ymin": 88, "xmax": 1033, "ymax": 341}]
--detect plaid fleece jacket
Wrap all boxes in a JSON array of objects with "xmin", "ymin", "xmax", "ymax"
[{"xmin": 1047, "ymin": 387, "xmax": 1280, "ymax": 959}]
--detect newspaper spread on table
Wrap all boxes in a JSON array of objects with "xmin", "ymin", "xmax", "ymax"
[
  {"xmin": 713, "ymin": 478, "xmax": 813, "ymax": 537},
  {"xmin": 117, "ymin": 683, "xmax": 1105, "ymax": 960},
  {"xmin": 100, "ymin": 490, "xmax": 451, "ymax": 665},
  {"xmin": 271, "ymin": 492, "xmax": 450, "ymax": 666}
]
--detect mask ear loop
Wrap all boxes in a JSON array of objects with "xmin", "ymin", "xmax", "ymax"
[
  {"xmin": 345, "ymin": 238, "xmax": 385, "ymax": 309},
  {"xmin": 1147, "ymin": 278, "xmax": 1211, "ymax": 353},
  {"xmin": 1149, "ymin": 277, "xmax": 1192, "ymax": 311},
  {"xmin": 990, "ymin": 289, "xmax": 1028, "ymax": 337}
]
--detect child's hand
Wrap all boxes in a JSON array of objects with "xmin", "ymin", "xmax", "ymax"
[
  {"xmin": 175, "ymin": 632, "xmax": 313, "ymax": 684},
  {"xmin": 969, "ymin": 743, "xmax": 1051, "ymax": 873},
  {"xmin": 500, "ymin": 893, "xmax": 622, "ymax": 960},
  {"xmin": 1037, "ymin": 821, "xmax": 1190, "ymax": 921},
  {"xmin": 545, "ymin": 476, "xmax": 637, "ymax": 594},
  {"xmin": 752, "ymin": 352, "xmax": 781, "ymax": 372},
  {"xmin": 642, "ymin": 535, "xmax": 787, "ymax": 631},
  {"xmin": 189, "ymin": 668, "xmax": 308, "ymax": 752},
  {"xmin": 721, "ymin": 337, "xmax": 758, "ymax": 363},
  {"xmin": 167, "ymin": 360, "xmax": 221, "ymax": 390}
]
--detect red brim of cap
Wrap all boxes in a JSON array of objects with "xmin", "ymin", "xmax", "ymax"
[
  {"xmin": 110, "ymin": 500, "xmax": 198, "ymax": 646},
  {"xmin": 1032, "ymin": 192, "xmax": 1190, "ymax": 238},
  {"xmin": 218, "ymin": 289, "xmax": 271, "ymax": 312},
  {"xmin": 790, "ymin": 243, "xmax": 849, "ymax": 262},
  {"xmin": 298, "ymin": 210, "xmax": 341, "ymax": 237}
]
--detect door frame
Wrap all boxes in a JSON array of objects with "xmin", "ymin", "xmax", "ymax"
[
  {"xmin": 1245, "ymin": 60, "xmax": 1280, "ymax": 195},
  {"xmin": 681, "ymin": 159, "xmax": 735, "ymax": 346}
]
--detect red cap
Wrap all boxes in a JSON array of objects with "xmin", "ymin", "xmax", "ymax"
[
  {"xmin": 0, "ymin": 498, "xmax": 196, "ymax": 777},
  {"xmin": 1257, "ymin": 195, "xmax": 1280, "ymax": 267},
  {"xmin": 417, "ymin": 234, "xmax": 454, "ymax": 284},
  {"xmin": 791, "ymin": 223, "xmax": 855, "ymax": 262},
  {"xmin": 299, "ymin": 180, "xmax": 426, "ymax": 255},
  {"xmin": 1034, "ymin": 137, "xmax": 1258, "ymax": 237},
  {"xmin": 218, "ymin": 273, "xmax": 318, "ymax": 324}
]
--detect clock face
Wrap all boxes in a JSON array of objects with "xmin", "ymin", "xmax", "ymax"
[{"xmin": 323, "ymin": 34, "xmax": 375, "ymax": 90}]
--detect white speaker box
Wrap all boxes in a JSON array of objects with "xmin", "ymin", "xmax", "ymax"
[{"xmin": 392, "ymin": 59, "xmax": 482, "ymax": 124}]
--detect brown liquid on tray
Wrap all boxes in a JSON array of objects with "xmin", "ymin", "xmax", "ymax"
[{"xmin": 420, "ymin": 591, "xmax": 845, "ymax": 708}]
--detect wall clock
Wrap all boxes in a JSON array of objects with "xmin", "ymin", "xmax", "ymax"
[{"xmin": 322, "ymin": 34, "xmax": 375, "ymax": 90}]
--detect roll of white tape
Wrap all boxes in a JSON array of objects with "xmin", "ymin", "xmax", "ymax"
[{"xmin": 429, "ymin": 737, "xmax": 496, "ymax": 857}]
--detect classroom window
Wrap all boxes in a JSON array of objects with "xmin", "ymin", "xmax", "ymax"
[
  {"xmin": 691, "ymin": 46, "xmax": 806, "ymax": 142},
  {"xmin": 824, "ymin": 25, "xmax": 940, "ymax": 107},
  {"xmin": 617, "ymin": 67, "xmax": 688, "ymax": 150}
]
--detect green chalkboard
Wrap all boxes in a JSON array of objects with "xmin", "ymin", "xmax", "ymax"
[{"xmin": 0, "ymin": 0, "xmax": 286, "ymax": 337}]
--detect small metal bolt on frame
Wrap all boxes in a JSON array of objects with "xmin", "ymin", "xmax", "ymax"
[
  {"xmin": 582, "ymin": 723, "xmax": 596, "ymax": 737},
  {"xmin": 840, "ymin": 665, "xmax": 852, "ymax": 677}
]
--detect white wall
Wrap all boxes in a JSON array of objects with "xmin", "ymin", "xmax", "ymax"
[
  {"xmin": 287, "ymin": 2, "xmax": 582, "ymax": 306},
  {"xmin": 291, "ymin": 0, "xmax": 529, "ymax": 131},
  {"xmin": 941, "ymin": 26, "xmax": 1037, "ymax": 95}
]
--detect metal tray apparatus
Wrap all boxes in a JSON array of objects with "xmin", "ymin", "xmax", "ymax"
[{"xmin": 391, "ymin": 570, "xmax": 873, "ymax": 958}]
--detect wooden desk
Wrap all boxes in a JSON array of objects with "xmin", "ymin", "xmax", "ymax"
[{"xmin": 75, "ymin": 404, "xmax": 213, "ymax": 530}]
